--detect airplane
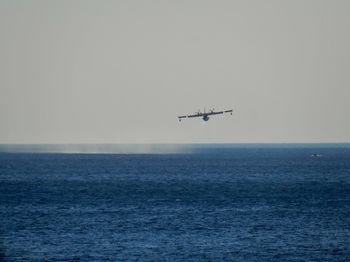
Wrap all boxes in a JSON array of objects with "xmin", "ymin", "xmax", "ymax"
[{"xmin": 178, "ymin": 108, "xmax": 233, "ymax": 122}]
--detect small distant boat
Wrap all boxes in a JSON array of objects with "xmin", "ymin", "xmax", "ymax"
[{"xmin": 311, "ymin": 153, "xmax": 322, "ymax": 158}]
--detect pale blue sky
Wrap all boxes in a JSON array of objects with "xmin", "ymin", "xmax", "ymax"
[{"xmin": 1, "ymin": 0, "xmax": 349, "ymax": 143}]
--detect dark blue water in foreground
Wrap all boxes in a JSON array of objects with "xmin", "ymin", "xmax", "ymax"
[{"xmin": 1, "ymin": 145, "xmax": 350, "ymax": 261}]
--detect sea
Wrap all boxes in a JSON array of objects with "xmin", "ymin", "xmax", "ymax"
[{"xmin": 0, "ymin": 144, "xmax": 349, "ymax": 261}]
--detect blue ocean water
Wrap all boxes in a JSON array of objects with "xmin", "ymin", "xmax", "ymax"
[{"xmin": 0, "ymin": 145, "xmax": 350, "ymax": 261}]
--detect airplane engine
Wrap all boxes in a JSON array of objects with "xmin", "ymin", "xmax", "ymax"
[{"xmin": 203, "ymin": 115, "xmax": 209, "ymax": 121}]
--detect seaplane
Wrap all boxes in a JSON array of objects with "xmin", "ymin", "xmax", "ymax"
[{"xmin": 178, "ymin": 108, "xmax": 233, "ymax": 122}]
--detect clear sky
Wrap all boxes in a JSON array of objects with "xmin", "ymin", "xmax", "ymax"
[{"xmin": 1, "ymin": 0, "xmax": 349, "ymax": 144}]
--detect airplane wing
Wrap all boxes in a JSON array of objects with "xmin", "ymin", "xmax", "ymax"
[
  {"xmin": 205, "ymin": 109, "xmax": 233, "ymax": 116},
  {"xmin": 178, "ymin": 112, "xmax": 203, "ymax": 121},
  {"xmin": 206, "ymin": 111, "xmax": 224, "ymax": 116},
  {"xmin": 187, "ymin": 112, "xmax": 204, "ymax": 118}
]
